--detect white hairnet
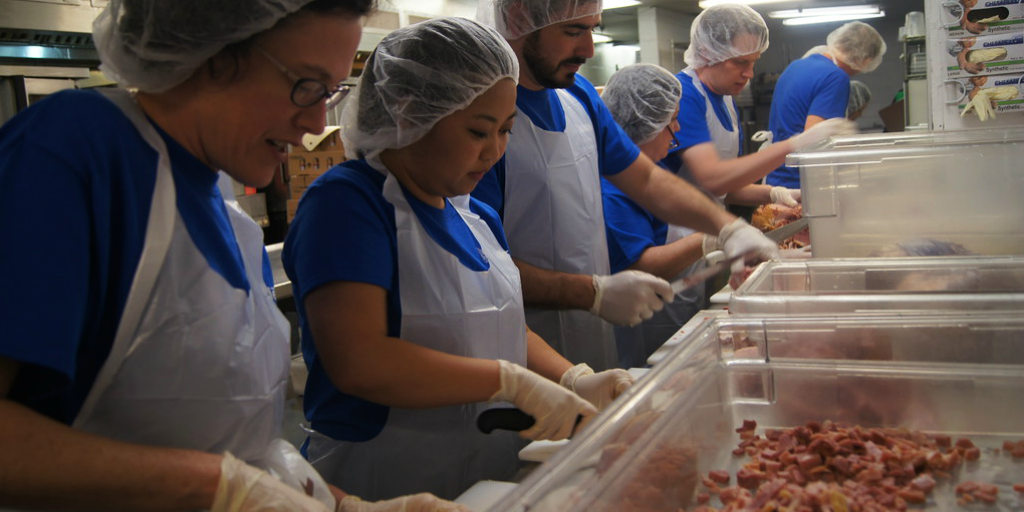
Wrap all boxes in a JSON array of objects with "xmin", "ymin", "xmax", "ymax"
[
  {"xmin": 802, "ymin": 45, "xmax": 828, "ymax": 58},
  {"xmin": 341, "ymin": 17, "xmax": 519, "ymax": 160},
  {"xmin": 93, "ymin": 0, "xmax": 326, "ymax": 92},
  {"xmin": 477, "ymin": 0, "xmax": 602, "ymax": 40},
  {"xmin": 602, "ymin": 64, "xmax": 681, "ymax": 145},
  {"xmin": 685, "ymin": 4, "xmax": 769, "ymax": 69},
  {"xmin": 826, "ymin": 21, "xmax": 887, "ymax": 73},
  {"xmin": 847, "ymin": 80, "xmax": 872, "ymax": 115}
]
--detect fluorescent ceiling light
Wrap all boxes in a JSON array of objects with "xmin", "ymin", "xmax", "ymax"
[
  {"xmin": 769, "ymin": 5, "xmax": 882, "ymax": 19},
  {"xmin": 603, "ymin": 0, "xmax": 640, "ymax": 9},
  {"xmin": 592, "ymin": 33, "xmax": 613, "ymax": 43},
  {"xmin": 699, "ymin": 0, "xmax": 792, "ymax": 8},
  {"xmin": 782, "ymin": 11, "xmax": 885, "ymax": 25}
]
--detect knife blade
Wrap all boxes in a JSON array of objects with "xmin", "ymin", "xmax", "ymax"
[
  {"xmin": 763, "ymin": 217, "xmax": 809, "ymax": 243},
  {"xmin": 477, "ymin": 408, "xmax": 584, "ymax": 437},
  {"xmin": 669, "ymin": 249, "xmax": 755, "ymax": 295}
]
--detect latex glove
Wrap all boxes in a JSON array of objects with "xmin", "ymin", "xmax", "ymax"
[
  {"xmin": 769, "ymin": 187, "xmax": 801, "ymax": 207},
  {"xmin": 339, "ymin": 493, "xmax": 470, "ymax": 512},
  {"xmin": 490, "ymin": 360, "xmax": 597, "ymax": 440},
  {"xmin": 717, "ymin": 218, "xmax": 780, "ymax": 279},
  {"xmin": 212, "ymin": 452, "xmax": 331, "ymax": 512},
  {"xmin": 788, "ymin": 118, "xmax": 858, "ymax": 151},
  {"xmin": 561, "ymin": 363, "xmax": 634, "ymax": 410},
  {"xmin": 591, "ymin": 270, "xmax": 673, "ymax": 327}
]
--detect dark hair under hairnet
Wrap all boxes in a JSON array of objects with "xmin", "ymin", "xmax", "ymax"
[
  {"xmin": 93, "ymin": 0, "xmax": 375, "ymax": 92},
  {"xmin": 342, "ymin": 17, "xmax": 519, "ymax": 159},
  {"xmin": 603, "ymin": 64, "xmax": 682, "ymax": 145}
]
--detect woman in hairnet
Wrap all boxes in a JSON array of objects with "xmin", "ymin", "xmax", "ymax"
[
  {"xmin": 0, "ymin": 1, "xmax": 464, "ymax": 511},
  {"xmin": 599, "ymin": 63, "xmax": 717, "ymax": 367},
  {"xmin": 283, "ymin": 17, "xmax": 629, "ymax": 501},
  {"xmin": 766, "ymin": 21, "xmax": 886, "ymax": 188},
  {"xmin": 661, "ymin": 4, "xmax": 852, "ymax": 209}
]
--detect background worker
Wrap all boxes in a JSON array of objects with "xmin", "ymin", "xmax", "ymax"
[
  {"xmin": 475, "ymin": 0, "xmax": 780, "ymax": 371},
  {"xmin": 766, "ymin": 21, "xmax": 886, "ymax": 189},
  {"xmin": 284, "ymin": 17, "xmax": 630, "ymax": 502},
  {"xmin": 600, "ymin": 63, "xmax": 719, "ymax": 368},
  {"xmin": 847, "ymin": 80, "xmax": 873, "ymax": 120},
  {"xmin": 662, "ymin": 4, "xmax": 855, "ymax": 208},
  {"xmin": 0, "ymin": 0, "xmax": 466, "ymax": 511}
]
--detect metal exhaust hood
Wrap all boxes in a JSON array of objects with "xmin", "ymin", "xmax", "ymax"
[{"xmin": 0, "ymin": 0, "xmax": 104, "ymax": 67}]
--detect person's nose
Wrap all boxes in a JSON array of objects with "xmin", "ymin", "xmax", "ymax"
[
  {"xmin": 579, "ymin": 34, "xmax": 596, "ymax": 59},
  {"xmin": 741, "ymin": 64, "xmax": 755, "ymax": 80},
  {"xmin": 296, "ymin": 103, "xmax": 328, "ymax": 138},
  {"xmin": 482, "ymin": 134, "xmax": 503, "ymax": 163}
]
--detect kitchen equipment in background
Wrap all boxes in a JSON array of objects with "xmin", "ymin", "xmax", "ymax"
[{"xmin": 905, "ymin": 10, "xmax": 925, "ymax": 38}]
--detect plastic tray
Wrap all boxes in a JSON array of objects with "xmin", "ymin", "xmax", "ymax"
[
  {"xmin": 490, "ymin": 313, "xmax": 1024, "ymax": 512},
  {"xmin": 729, "ymin": 256, "xmax": 1024, "ymax": 315}
]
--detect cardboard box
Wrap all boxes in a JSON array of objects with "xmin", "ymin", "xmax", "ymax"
[
  {"xmin": 286, "ymin": 150, "xmax": 346, "ymax": 178},
  {"xmin": 944, "ymin": 0, "xmax": 1024, "ymax": 37},
  {"xmin": 953, "ymin": 72, "xmax": 1024, "ymax": 119},
  {"xmin": 945, "ymin": 31, "xmax": 1024, "ymax": 78},
  {"xmin": 290, "ymin": 126, "xmax": 345, "ymax": 154}
]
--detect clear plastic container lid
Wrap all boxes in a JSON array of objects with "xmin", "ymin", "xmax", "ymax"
[
  {"xmin": 729, "ymin": 256, "xmax": 1024, "ymax": 314},
  {"xmin": 492, "ymin": 312, "xmax": 1024, "ymax": 512}
]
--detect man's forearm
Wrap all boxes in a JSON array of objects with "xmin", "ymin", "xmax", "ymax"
[
  {"xmin": 513, "ymin": 258, "xmax": 596, "ymax": 311},
  {"xmin": 611, "ymin": 159, "xmax": 735, "ymax": 236},
  {"xmin": 628, "ymin": 234, "xmax": 704, "ymax": 281}
]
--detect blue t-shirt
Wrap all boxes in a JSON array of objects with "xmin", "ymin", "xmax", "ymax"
[
  {"xmin": 766, "ymin": 54, "xmax": 850, "ymax": 188},
  {"xmin": 472, "ymin": 75, "xmax": 640, "ymax": 216},
  {"xmin": 0, "ymin": 89, "xmax": 256, "ymax": 424},
  {"xmin": 662, "ymin": 71, "xmax": 742, "ymax": 175},
  {"xmin": 282, "ymin": 159, "xmax": 509, "ymax": 442},
  {"xmin": 602, "ymin": 177, "xmax": 668, "ymax": 274}
]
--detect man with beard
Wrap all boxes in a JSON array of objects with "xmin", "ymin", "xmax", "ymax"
[{"xmin": 474, "ymin": 0, "xmax": 779, "ymax": 372}]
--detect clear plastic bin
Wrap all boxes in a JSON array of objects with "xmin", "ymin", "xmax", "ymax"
[
  {"xmin": 729, "ymin": 256, "xmax": 1024, "ymax": 315},
  {"xmin": 491, "ymin": 313, "xmax": 1024, "ymax": 512},
  {"xmin": 787, "ymin": 126, "xmax": 1024, "ymax": 257}
]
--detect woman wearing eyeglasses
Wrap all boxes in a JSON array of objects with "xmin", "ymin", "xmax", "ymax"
[
  {"xmin": 0, "ymin": 1, "xmax": 466, "ymax": 511},
  {"xmin": 282, "ymin": 17, "xmax": 635, "ymax": 501},
  {"xmin": 599, "ymin": 63, "xmax": 720, "ymax": 368}
]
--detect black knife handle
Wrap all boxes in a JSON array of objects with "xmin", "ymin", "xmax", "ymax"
[{"xmin": 477, "ymin": 408, "xmax": 535, "ymax": 433}]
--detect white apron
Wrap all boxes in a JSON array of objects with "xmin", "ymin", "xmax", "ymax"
[
  {"xmin": 676, "ymin": 67, "xmax": 740, "ymax": 205},
  {"xmin": 73, "ymin": 89, "xmax": 292, "ymax": 466},
  {"xmin": 305, "ymin": 170, "xmax": 527, "ymax": 501},
  {"xmin": 501, "ymin": 88, "xmax": 616, "ymax": 371}
]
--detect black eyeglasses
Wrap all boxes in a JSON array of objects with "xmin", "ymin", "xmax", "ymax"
[
  {"xmin": 255, "ymin": 47, "xmax": 351, "ymax": 109},
  {"xmin": 668, "ymin": 132, "xmax": 681, "ymax": 151}
]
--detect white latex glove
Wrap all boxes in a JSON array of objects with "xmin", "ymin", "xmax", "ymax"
[
  {"xmin": 717, "ymin": 218, "xmax": 780, "ymax": 278},
  {"xmin": 212, "ymin": 452, "xmax": 331, "ymax": 512},
  {"xmin": 490, "ymin": 360, "xmax": 597, "ymax": 440},
  {"xmin": 339, "ymin": 493, "xmax": 471, "ymax": 512},
  {"xmin": 769, "ymin": 187, "xmax": 801, "ymax": 207},
  {"xmin": 788, "ymin": 118, "xmax": 858, "ymax": 151},
  {"xmin": 591, "ymin": 270, "xmax": 673, "ymax": 327},
  {"xmin": 561, "ymin": 363, "xmax": 635, "ymax": 410}
]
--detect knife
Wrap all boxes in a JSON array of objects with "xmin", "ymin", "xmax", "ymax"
[
  {"xmin": 763, "ymin": 218, "xmax": 809, "ymax": 244},
  {"xmin": 669, "ymin": 249, "xmax": 756, "ymax": 295},
  {"xmin": 477, "ymin": 408, "xmax": 584, "ymax": 436}
]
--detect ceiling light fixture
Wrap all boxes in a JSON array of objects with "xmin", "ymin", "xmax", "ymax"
[
  {"xmin": 768, "ymin": 5, "xmax": 882, "ymax": 19},
  {"xmin": 782, "ymin": 11, "xmax": 885, "ymax": 26},
  {"xmin": 698, "ymin": 0, "xmax": 792, "ymax": 8},
  {"xmin": 603, "ymin": 0, "xmax": 640, "ymax": 10}
]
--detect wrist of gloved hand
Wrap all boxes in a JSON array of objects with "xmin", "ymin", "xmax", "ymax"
[
  {"xmin": 339, "ymin": 493, "xmax": 471, "ymax": 512},
  {"xmin": 717, "ymin": 218, "xmax": 780, "ymax": 277},
  {"xmin": 561, "ymin": 363, "xmax": 634, "ymax": 410},
  {"xmin": 213, "ymin": 452, "xmax": 331, "ymax": 512},
  {"xmin": 590, "ymin": 271, "xmax": 673, "ymax": 327},
  {"xmin": 769, "ymin": 187, "xmax": 800, "ymax": 207},
  {"xmin": 788, "ymin": 118, "xmax": 857, "ymax": 151},
  {"xmin": 701, "ymin": 234, "xmax": 719, "ymax": 257},
  {"xmin": 489, "ymin": 360, "xmax": 596, "ymax": 440}
]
